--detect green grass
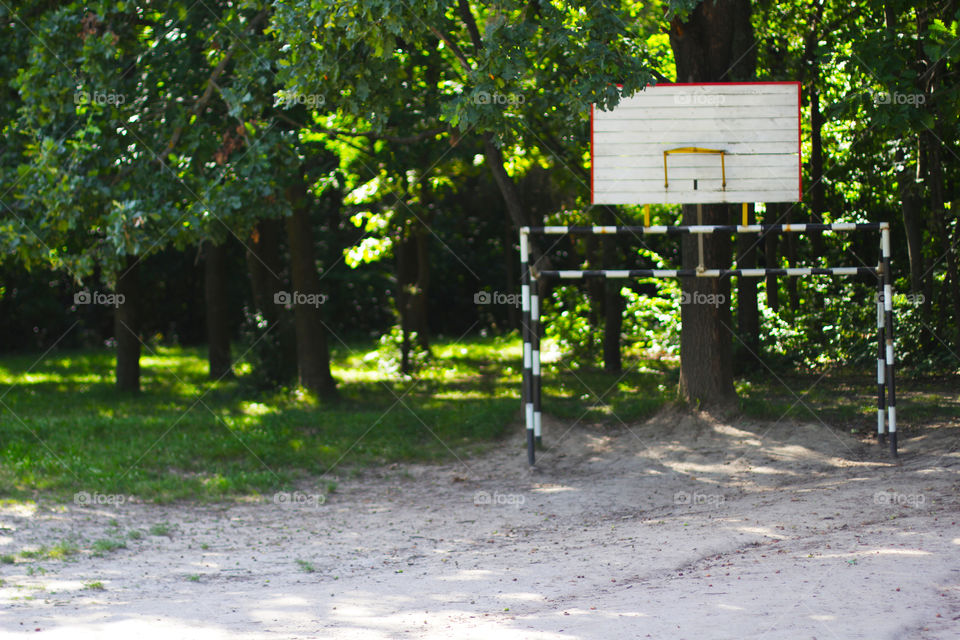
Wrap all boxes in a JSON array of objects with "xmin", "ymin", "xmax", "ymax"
[
  {"xmin": 0, "ymin": 335, "xmax": 672, "ymax": 502},
  {"xmin": 3, "ymin": 335, "xmax": 953, "ymax": 503},
  {"xmin": 295, "ymin": 559, "xmax": 316, "ymax": 573},
  {"xmin": 18, "ymin": 540, "xmax": 79, "ymax": 561},
  {"xmin": 737, "ymin": 373, "xmax": 960, "ymax": 432},
  {"xmin": 91, "ymin": 539, "xmax": 126, "ymax": 555},
  {"xmin": 148, "ymin": 523, "xmax": 172, "ymax": 537}
]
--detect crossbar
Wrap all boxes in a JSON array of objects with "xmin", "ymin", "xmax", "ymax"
[
  {"xmin": 539, "ymin": 267, "xmax": 875, "ymax": 279},
  {"xmin": 523, "ymin": 223, "xmax": 882, "ymax": 235}
]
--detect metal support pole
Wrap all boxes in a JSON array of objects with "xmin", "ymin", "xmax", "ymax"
[
  {"xmin": 881, "ymin": 225, "xmax": 898, "ymax": 458},
  {"xmin": 876, "ymin": 264, "xmax": 886, "ymax": 444},
  {"xmin": 520, "ymin": 229, "xmax": 535, "ymax": 465},
  {"xmin": 531, "ymin": 279, "xmax": 542, "ymax": 448}
]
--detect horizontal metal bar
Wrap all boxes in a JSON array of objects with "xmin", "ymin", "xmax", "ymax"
[
  {"xmin": 538, "ymin": 267, "xmax": 877, "ymax": 279},
  {"xmin": 521, "ymin": 223, "xmax": 883, "ymax": 235}
]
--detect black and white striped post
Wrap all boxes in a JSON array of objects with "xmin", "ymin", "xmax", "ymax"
[
  {"xmin": 520, "ymin": 230, "xmax": 535, "ymax": 465},
  {"xmin": 531, "ymin": 275, "xmax": 543, "ymax": 448},
  {"xmin": 519, "ymin": 222, "xmax": 899, "ymax": 466},
  {"xmin": 880, "ymin": 223, "xmax": 898, "ymax": 458},
  {"xmin": 876, "ymin": 261, "xmax": 887, "ymax": 445}
]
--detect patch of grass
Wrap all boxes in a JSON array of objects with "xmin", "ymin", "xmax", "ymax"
[
  {"xmin": 186, "ymin": 574, "xmax": 201, "ymax": 582},
  {"xmin": 91, "ymin": 539, "xmax": 126, "ymax": 555},
  {"xmin": 83, "ymin": 581, "xmax": 105, "ymax": 590},
  {"xmin": 295, "ymin": 559, "xmax": 316, "ymax": 573},
  {"xmin": 19, "ymin": 540, "xmax": 79, "ymax": 562},
  {"xmin": 148, "ymin": 523, "xmax": 172, "ymax": 537},
  {"xmin": 0, "ymin": 554, "xmax": 15, "ymax": 564},
  {"xmin": 49, "ymin": 540, "xmax": 80, "ymax": 559},
  {"xmin": 127, "ymin": 530, "xmax": 143, "ymax": 541},
  {"xmin": 542, "ymin": 360, "xmax": 674, "ymax": 424}
]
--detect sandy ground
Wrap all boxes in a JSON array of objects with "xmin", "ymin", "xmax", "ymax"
[{"xmin": 2, "ymin": 408, "xmax": 960, "ymax": 639}]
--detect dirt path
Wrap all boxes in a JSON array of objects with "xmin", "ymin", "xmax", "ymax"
[{"xmin": 2, "ymin": 409, "xmax": 959, "ymax": 639}]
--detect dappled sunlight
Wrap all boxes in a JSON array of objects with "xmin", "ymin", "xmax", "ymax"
[
  {"xmin": 660, "ymin": 460, "xmax": 742, "ymax": 476},
  {"xmin": 238, "ymin": 401, "xmax": 277, "ymax": 417},
  {"xmin": 745, "ymin": 465, "xmax": 802, "ymax": 476},
  {"xmin": 0, "ymin": 501, "xmax": 37, "ymax": 517},
  {"xmin": 736, "ymin": 525, "xmax": 778, "ymax": 536},
  {"xmin": 531, "ymin": 485, "xmax": 577, "ymax": 494}
]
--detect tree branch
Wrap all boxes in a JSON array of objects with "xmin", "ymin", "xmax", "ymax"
[
  {"xmin": 427, "ymin": 25, "xmax": 473, "ymax": 72},
  {"xmin": 457, "ymin": 0, "xmax": 483, "ymax": 52},
  {"xmin": 274, "ymin": 113, "xmax": 446, "ymax": 145}
]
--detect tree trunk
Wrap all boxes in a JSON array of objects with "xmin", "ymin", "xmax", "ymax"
[
  {"xmin": 246, "ymin": 218, "xmax": 297, "ymax": 381},
  {"xmin": 670, "ymin": 0, "xmax": 753, "ymax": 407},
  {"xmin": 896, "ymin": 147, "xmax": 924, "ymax": 293},
  {"xmin": 784, "ymin": 206, "xmax": 800, "ymax": 312},
  {"xmin": 285, "ymin": 182, "xmax": 338, "ymax": 398},
  {"xmin": 204, "ymin": 240, "xmax": 232, "ymax": 379},
  {"xmin": 395, "ymin": 222, "xmax": 431, "ymax": 375},
  {"xmin": 678, "ymin": 204, "xmax": 736, "ymax": 407},
  {"xmin": 764, "ymin": 215, "xmax": 780, "ymax": 312},
  {"xmin": 114, "ymin": 255, "xmax": 140, "ymax": 393},
  {"xmin": 735, "ymin": 203, "xmax": 760, "ymax": 369},
  {"xmin": 808, "ymin": 86, "xmax": 826, "ymax": 256},
  {"xmin": 504, "ymin": 206, "xmax": 519, "ymax": 330},
  {"xmin": 602, "ymin": 207, "xmax": 622, "ymax": 373}
]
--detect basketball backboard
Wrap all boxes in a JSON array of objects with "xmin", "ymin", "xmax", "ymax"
[{"xmin": 591, "ymin": 82, "xmax": 802, "ymax": 205}]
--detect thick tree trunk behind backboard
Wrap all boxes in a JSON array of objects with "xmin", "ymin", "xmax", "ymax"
[{"xmin": 670, "ymin": 0, "xmax": 754, "ymax": 407}]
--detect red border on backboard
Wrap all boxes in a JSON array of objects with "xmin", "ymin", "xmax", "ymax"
[{"xmin": 590, "ymin": 81, "xmax": 803, "ymax": 205}]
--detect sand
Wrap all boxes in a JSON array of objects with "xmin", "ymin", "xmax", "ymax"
[{"xmin": 2, "ymin": 407, "xmax": 959, "ymax": 639}]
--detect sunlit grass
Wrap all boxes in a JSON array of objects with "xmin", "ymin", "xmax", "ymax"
[
  {"xmin": 0, "ymin": 338, "xmax": 534, "ymax": 501},
  {"xmin": 5, "ymin": 335, "xmax": 943, "ymax": 503}
]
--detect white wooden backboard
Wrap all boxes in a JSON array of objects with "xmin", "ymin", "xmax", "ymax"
[{"xmin": 591, "ymin": 82, "xmax": 801, "ymax": 205}]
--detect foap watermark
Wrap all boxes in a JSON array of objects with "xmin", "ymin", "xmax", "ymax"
[
  {"xmin": 674, "ymin": 92, "xmax": 726, "ymax": 106},
  {"xmin": 74, "ymin": 90, "xmax": 126, "ymax": 106},
  {"xmin": 274, "ymin": 291, "xmax": 329, "ymax": 308},
  {"xmin": 680, "ymin": 291, "xmax": 726, "ymax": 307},
  {"xmin": 273, "ymin": 92, "xmax": 325, "ymax": 109},
  {"xmin": 674, "ymin": 491, "xmax": 725, "ymax": 506},
  {"xmin": 474, "ymin": 291, "xmax": 521, "ymax": 307},
  {"xmin": 273, "ymin": 491, "xmax": 326, "ymax": 508},
  {"xmin": 474, "ymin": 490, "xmax": 525, "ymax": 508},
  {"xmin": 74, "ymin": 290, "xmax": 125, "ymax": 308},
  {"xmin": 871, "ymin": 91, "xmax": 925, "ymax": 106},
  {"xmin": 474, "ymin": 91, "xmax": 525, "ymax": 106},
  {"xmin": 74, "ymin": 491, "xmax": 127, "ymax": 506},
  {"xmin": 875, "ymin": 292, "xmax": 925, "ymax": 306},
  {"xmin": 873, "ymin": 491, "xmax": 925, "ymax": 507}
]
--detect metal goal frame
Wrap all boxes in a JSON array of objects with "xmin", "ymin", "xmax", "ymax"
[{"xmin": 519, "ymin": 222, "xmax": 898, "ymax": 465}]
